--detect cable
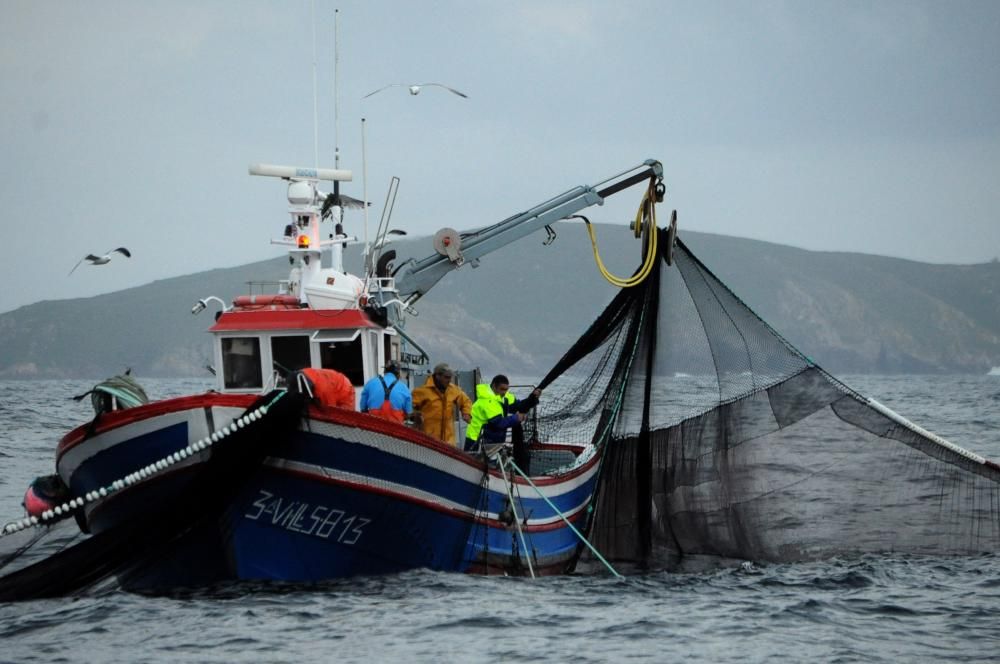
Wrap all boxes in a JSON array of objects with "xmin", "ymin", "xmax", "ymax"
[
  {"xmin": 498, "ymin": 454, "xmax": 535, "ymax": 578},
  {"xmin": 506, "ymin": 459, "xmax": 622, "ymax": 578}
]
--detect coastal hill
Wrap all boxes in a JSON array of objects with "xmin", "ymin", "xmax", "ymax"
[{"xmin": 1, "ymin": 226, "xmax": 998, "ymax": 379}]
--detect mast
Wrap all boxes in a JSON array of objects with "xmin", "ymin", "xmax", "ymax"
[
  {"xmin": 334, "ymin": 7, "xmax": 341, "ymax": 171},
  {"xmin": 332, "ymin": 7, "xmax": 343, "ymax": 251},
  {"xmin": 311, "ymin": 0, "xmax": 320, "ymax": 169},
  {"xmin": 248, "ymin": 164, "xmax": 353, "ymax": 299}
]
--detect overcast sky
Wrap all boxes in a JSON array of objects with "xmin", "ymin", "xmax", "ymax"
[{"xmin": 2, "ymin": 0, "xmax": 998, "ymax": 313}]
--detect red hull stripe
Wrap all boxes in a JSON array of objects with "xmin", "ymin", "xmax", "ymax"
[
  {"xmin": 57, "ymin": 393, "xmax": 257, "ymax": 457},
  {"xmin": 305, "ymin": 405, "xmax": 600, "ymax": 486},
  {"xmin": 57, "ymin": 394, "xmax": 600, "ymax": 487}
]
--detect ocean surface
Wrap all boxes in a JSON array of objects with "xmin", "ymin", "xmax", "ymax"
[{"xmin": 0, "ymin": 375, "xmax": 999, "ymax": 663}]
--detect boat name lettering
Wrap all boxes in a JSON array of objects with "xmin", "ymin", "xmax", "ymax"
[{"xmin": 244, "ymin": 490, "xmax": 370, "ymax": 544}]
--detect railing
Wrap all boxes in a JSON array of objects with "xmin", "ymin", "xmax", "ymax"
[
  {"xmin": 245, "ymin": 280, "xmax": 291, "ymax": 296},
  {"xmin": 367, "ymin": 277, "xmax": 396, "ymax": 293}
]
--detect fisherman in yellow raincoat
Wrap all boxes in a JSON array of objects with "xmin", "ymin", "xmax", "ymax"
[{"xmin": 411, "ymin": 363, "xmax": 473, "ymax": 446}]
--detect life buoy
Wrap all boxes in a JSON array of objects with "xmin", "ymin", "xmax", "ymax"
[{"xmin": 231, "ymin": 294, "xmax": 301, "ymax": 309}]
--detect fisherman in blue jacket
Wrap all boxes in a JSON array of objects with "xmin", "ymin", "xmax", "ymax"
[
  {"xmin": 359, "ymin": 361, "xmax": 412, "ymax": 423},
  {"xmin": 464, "ymin": 374, "xmax": 541, "ymax": 453}
]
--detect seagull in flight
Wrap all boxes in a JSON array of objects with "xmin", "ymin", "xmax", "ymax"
[
  {"xmin": 364, "ymin": 83, "xmax": 468, "ymax": 99},
  {"xmin": 68, "ymin": 247, "xmax": 132, "ymax": 275}
]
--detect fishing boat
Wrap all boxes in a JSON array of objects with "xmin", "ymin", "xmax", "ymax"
[
  {"xmin": 0, "ymin": 158, "xmax": 665, "ymax": 595},
  {"xmin": 5, "ymin": 152, "xmax": 1000, "ymax": 600}
]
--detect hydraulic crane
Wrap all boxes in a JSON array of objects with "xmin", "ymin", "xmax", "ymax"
[{"xmin": 373, "ymin": 159, "xmax": 664, "ymax": 318}]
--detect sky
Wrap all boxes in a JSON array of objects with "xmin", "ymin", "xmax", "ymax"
[{"xmin": 1, "ymin": 0, "xmax": 999, "ymax": 314}]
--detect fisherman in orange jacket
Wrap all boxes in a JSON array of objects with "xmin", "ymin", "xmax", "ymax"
[
  {"xmin": 411, "ymin": 363, "xmax": 472, "ymax": 446},
  {"xmin": 296, "ymin": 367, "xmax": 356, "ymax": 410}
]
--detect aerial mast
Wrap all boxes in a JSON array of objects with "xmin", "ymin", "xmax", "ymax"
[
  {"xmin": 311, "ymin": 0, "xmax": 320, "ymax": 169},
  {"xmin": 334, "ymin": 7, "xmax": 341, "ymax": 171}
]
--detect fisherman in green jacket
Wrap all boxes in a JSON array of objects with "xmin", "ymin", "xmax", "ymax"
[{"xmin": 464, "ymin": 374, "xmax": 541, "ymax": 455}]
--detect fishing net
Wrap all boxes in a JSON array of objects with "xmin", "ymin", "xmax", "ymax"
[
  {"xmin": 73, "ymin": 372, "xmax": 150, "ymax": 415},
  {"xmin": 526, "ymin": 229, "xmax": 1000, "ymax": 571}
]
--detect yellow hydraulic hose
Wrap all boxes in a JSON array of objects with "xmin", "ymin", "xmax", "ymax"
[{"xmin": 584, "ymin": 179, "xmax": 659, "ymax": 288}]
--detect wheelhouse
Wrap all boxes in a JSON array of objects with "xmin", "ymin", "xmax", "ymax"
[{"xmin": 208, "ymin": 303, "xmax": 399, "ymax": 395}]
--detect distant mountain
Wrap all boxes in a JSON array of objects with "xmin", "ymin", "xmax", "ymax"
[{"xmin": 1, "ymin": 226, "xmax": 998, "ymax": 379}]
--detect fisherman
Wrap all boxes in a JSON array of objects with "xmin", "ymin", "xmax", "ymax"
[
  {"xmin": 294, "ymin": 367, "xmax": 356, "ymax": 410},
  {"xmin": 359, "ymin": 361, "xmax": 412, "ymax": 423},
  {"xmin": 411, "ymin": 363, "xmax": 473, "ymax": 446},
  {"xmin": 464, "ymin": 374, "xmax": 541, "ymax": 455}
]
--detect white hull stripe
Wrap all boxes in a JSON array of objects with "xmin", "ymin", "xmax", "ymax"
[
  {"xmin": 58, "ymin": 406, "xmax": 245, "ymax": 477},
  {"xmin": 266, "ymin": 458, "xmax": 592, "ymax": 527},
  {"xmin": 59, "ymin": 408, "xmax": 599, "ymax": 504},
  {"xmin": 306, "ymin": 419, "xmax": 600, "ymax": 498}
]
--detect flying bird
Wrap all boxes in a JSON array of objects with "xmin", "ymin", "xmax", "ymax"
[
  {"xmin": 68, "ymin": 247, "xmax": 132, "ymax": 275},
  {"xmin": 363, "ymin": 83, "xmax": 468, "ymax": 99}
]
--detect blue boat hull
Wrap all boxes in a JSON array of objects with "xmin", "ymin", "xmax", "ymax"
[{"xmin": 56, "ymin": 394, "xmax": 602, "ymax": 589}]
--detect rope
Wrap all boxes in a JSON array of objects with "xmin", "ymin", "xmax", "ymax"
[
  {"xmin": 497, "ymin": 455, "xmax": 536, "ymax": 578},
  {"xmin": 583, "ymin": 178, "xmax": 659, "ymax": 288},
  {"xmin": 506, "ymin": 459, "xmax": 623, "ymax": 578},
  {"xmin": 1, "ymin": 391, "xmax": 288, "ymax": 538},
  {"xmin": 466, "ymin": 454, "xmax": 493, "ymax": 575}
]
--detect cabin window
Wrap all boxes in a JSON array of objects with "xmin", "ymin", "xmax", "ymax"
[
  {"xmin": 383, "ymin": 335, "xmax": 395, "ymax": 366},
  {"xmin": 320, "ymin": 336, "xmax": 364, "ymax": 386},
  {"xmin": 271, "ymin": 335, "xmax": 311, "ymax": 375},
  {"xmin": 383, "ymin": 334, "xmax": 400, "ymax": 367},
  {"xmin": 222, "ymin": 337, "xmax": 262, "ymax": 389}
]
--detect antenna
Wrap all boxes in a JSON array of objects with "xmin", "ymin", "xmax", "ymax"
[
  {"xmin": 248, "ymin": 163, "xmax": 352, "ymax": 182},
  {"xmin": 362, "ymin": 117, "xmax": 369, "ymax": 260},
  {"xmin": 370, "ymin": 176, "xmax": 400, "ymax": 276},
  {"xmin": 334, "ymin": 8, "xmax": 340, "ymax": 170},
  {"xmin": 311, "ymin": 0, "xmax": 319, "ymax": 168}
]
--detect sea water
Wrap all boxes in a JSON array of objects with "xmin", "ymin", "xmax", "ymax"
[{"xmin": 0, "ymin": 375, "xmax": 998, "ymax": 663}]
